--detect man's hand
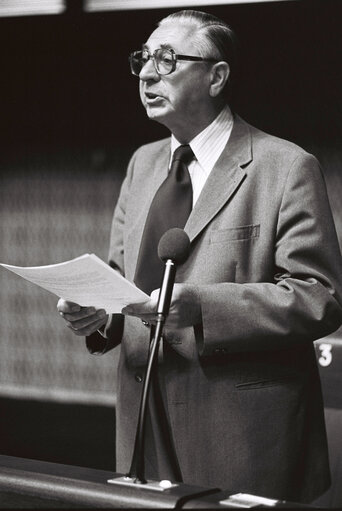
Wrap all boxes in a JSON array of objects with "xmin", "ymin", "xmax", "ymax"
[
  {"xmin": 57, "ymin": 299, "xmax": 108, "ymax": 336},
  {"xmin": 121, "ymin": 283, "xmax": 201, "ymax": 329}
]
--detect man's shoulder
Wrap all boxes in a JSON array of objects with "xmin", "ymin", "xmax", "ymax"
[
  {"xmin": 243, "ymin": 117, "xmax": 311, "ymax": 160},
  {"xmin": 133, "ymin": 137, "xmax": 170, "ymax": 159}
]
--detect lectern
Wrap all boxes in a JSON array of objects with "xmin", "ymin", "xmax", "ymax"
[{"xmin": 0, "ymin": 455, "xmax": 311, "ymax": 508}]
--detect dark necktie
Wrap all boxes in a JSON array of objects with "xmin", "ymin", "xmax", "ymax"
[{"xmin": 134, "ymin": 144, "xmax": 194, "ymax": 295}]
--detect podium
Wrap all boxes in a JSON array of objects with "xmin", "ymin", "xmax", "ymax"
[
  {"xmin": 0, "ymin": 455, "xmax": 219, "ymax": 509},
  {"xmin": 0, "ymin": 455, "xmax": 311, "ymax": 508}
]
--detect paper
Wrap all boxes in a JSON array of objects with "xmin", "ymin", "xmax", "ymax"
[
  {"xmin": 220, "ymin": 493, "xmax": 278, "ymax": 508},
  {"xmin": 0, "ymin": 253, "xmax": 149, "ymax": 313}
]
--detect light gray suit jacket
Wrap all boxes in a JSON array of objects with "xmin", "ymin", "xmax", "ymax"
[{"xmin": 87, "ymin": 115, "xmax": 342, "ymax": 502}]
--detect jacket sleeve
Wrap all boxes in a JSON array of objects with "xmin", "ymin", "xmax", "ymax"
[
  {"xmin": 197, "ymin": 153, "xmax": 342, "ymax": 356},
  {"xmin": 86, "ymin": 150, "xmax": 139, "ymax": 355}
]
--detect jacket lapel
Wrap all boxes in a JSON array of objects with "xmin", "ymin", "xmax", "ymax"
[
  {"xmin": 185, "ymin": 115, "xmax": 252, "ymax": 243},
  {"xmin": 127, "ymin": 141, "xmax": 170, "ymax": 278}
]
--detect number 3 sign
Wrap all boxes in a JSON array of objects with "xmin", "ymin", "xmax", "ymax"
[{"xmin": 318, "ymin": 343, "xmax": 333, "ymax": 367}]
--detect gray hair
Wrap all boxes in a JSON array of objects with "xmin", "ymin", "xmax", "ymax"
[{"xmin": 159, "ymin": 10, "xmax": 237, "ymax": 94}]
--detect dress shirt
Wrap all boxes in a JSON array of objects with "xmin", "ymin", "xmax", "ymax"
[{"xmin": 170, "ymin": 104, "xmax": 234, "ymax": 206}]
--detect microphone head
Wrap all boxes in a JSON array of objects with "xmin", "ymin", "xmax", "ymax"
[{"xmin": 158, "ymin": 228, "xmax": 190, "ymax": 264}]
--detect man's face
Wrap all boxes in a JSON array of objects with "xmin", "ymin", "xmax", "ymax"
[{"xmin": 139, "ymin": 23, "xmax": 213, "ymax": 139}]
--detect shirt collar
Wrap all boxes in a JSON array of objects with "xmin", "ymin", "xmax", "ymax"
[{"xmin": 170, "ymin": 105, "xmax": 234, "ymax": 175}]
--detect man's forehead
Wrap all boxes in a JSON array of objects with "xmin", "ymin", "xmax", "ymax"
[{"xmin": 143, "ymin": 24, "xmax": 195, "ymax": 52}]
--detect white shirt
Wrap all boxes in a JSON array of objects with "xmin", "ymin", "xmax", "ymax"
[{"xmin": 170, "ymin": 105, "xmax": 234, "ymax": 206}]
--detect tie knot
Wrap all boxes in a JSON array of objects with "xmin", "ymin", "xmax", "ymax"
[{"xmin": 172, "ymin": 144, "xmax": 194, "ymax": 165}]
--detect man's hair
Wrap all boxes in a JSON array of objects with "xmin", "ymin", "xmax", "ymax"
[{"xmin": 158, "ymin": 10, "xmax": 237, "ymax": 96}]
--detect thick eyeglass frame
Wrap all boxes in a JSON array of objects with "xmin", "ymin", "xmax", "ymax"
[{"xmin": 129, "ymin": 48, "xmax": 219, "ymax": 76}]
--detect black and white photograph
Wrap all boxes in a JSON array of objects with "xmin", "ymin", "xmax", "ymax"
[{"xmin": 0, "ymin": 0, "xmax": 342, "ymax": 508}]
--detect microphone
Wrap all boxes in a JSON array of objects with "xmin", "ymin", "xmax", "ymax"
[
  {"xmin": 127, "ymin": 228, "xmax": 190, "ymax": 484},
  {"xmin": 158, "ymin": 227, "xmax": 191, "ymax": 263},
  {"xmin": 156, "ymin": 228, "xmax": 191, "ymax": 318}
]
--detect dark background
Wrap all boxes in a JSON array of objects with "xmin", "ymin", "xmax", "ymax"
[
  {"xmin": 0, "ymin": 0, "xmax": 342, "ymax": 507},
  {"xmin": 1, "ymin": 0, "xmax": 342, "ymax": 156}
]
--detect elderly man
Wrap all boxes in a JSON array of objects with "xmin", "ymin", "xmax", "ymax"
[{"xmin": 58, "ymin": 10, "xmax": 342, "ymax": 503}]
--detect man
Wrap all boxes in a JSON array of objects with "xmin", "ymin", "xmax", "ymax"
[{"xmin": 58, "ymin": 10, "xmax": 342, "ymax": 503}]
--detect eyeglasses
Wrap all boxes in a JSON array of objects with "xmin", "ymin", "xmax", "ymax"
[{"xmin": 129, "ymin": 48, "xmax": 218, "ymax": 76}]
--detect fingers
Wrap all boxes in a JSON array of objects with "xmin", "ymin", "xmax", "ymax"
[
  {"xmin": 65, "ymin": 314, "xmax": 108, "ymax": 336},
  {"xmin": 57, "ymin": 299, "xmax": 108, "ymax": 336},
  {"xmin": 57, "ymin": 298, "xmax": 81, "ymax": 313},
  {"xmin": 121, "ymin": 292, "xmax": 158, "ymax": 323},
  {"xmin": 60, "ymin": 306, "xmax": 97, "ymax": 322},
  {"xmin": 150, "ymin": 289, "xmax": 159, "ymax": 302},
  {"xmin": 121, "ymin": 308, "xmax": 157, "ymax": 324},
  {"xmin": 122, "ymin": 291, "xmax": 158, "ymax": 314}
]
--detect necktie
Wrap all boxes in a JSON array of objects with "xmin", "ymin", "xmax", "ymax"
[{"xmin": 134, "ymin": 144, "xmax": 193, "ymax": 295}]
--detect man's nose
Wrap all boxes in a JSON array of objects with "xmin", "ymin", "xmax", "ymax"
[{"xmin": 139, "ymin": 58, "xmax": 160, "ymax": 81}]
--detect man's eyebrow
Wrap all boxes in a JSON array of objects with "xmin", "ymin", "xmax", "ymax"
[
  {"xmin": 160, "ymin": 43, "xmax": 174, "ymax": 50},
  {"xmin": 141, "ymin": 42, "xmax": 174, "ymax": 51}
]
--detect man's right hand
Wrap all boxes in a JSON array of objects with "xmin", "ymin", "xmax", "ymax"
[{"xmin": 57, "ymin": 299, "xmax": 108, "ymax": 336}]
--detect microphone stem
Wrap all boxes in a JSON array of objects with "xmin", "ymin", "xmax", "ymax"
[
  {"xmin": 132, "ymin": 317, "xmax": 164, "ymax": 483},
  {"xmin": 157, "ymin": 260, "xmax": 176, "ymax": 315},
  {"xmin": 127, "ymin": 261, "xmax": 176, "ymax": 483}
]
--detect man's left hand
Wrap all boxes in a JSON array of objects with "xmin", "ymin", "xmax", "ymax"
[{"xmin": 121, "ymin": 283, "xmax": 201, "ymax": 329}]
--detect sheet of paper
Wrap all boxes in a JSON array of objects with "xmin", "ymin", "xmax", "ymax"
[
  {"xmin": 220, "ymin": 493, "xmax": 278, "ymax": 508},
  {"xmin": 0, "ymin": 253, "xmax": 149, "ymax": 313}
]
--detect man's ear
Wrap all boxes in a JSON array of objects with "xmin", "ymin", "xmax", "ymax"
[{"xmin": 209, "ymin": 61, "xmax": 230, "ymax": 97}]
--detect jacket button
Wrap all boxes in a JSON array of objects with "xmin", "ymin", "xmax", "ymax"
[{"xmin": 135, "ymin": 373, "xmax": 143, "ymax": 383}]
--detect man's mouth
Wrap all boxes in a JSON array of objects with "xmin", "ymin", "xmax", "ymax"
[{"xmin": 145, "ymin": 92, "xmax": 164, "ymax": 101}]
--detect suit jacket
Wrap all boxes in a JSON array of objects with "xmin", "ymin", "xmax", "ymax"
[{"xmin": 87, "ymin": 115, "xmax": 342, "ymax": 503}]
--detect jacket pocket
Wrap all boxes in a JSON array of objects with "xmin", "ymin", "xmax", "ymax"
[
  {"xmin": 210, "ymin": 224, "xmax": 260, "ymax": 243},
  {"xmin": 235, "ymin": 376, "xmax": 294, "ymax": 390}
]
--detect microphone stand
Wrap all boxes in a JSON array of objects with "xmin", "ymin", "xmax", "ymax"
[{"xmin": 127, "ymin": 259, "xmax": 176, "ymax": 484}]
